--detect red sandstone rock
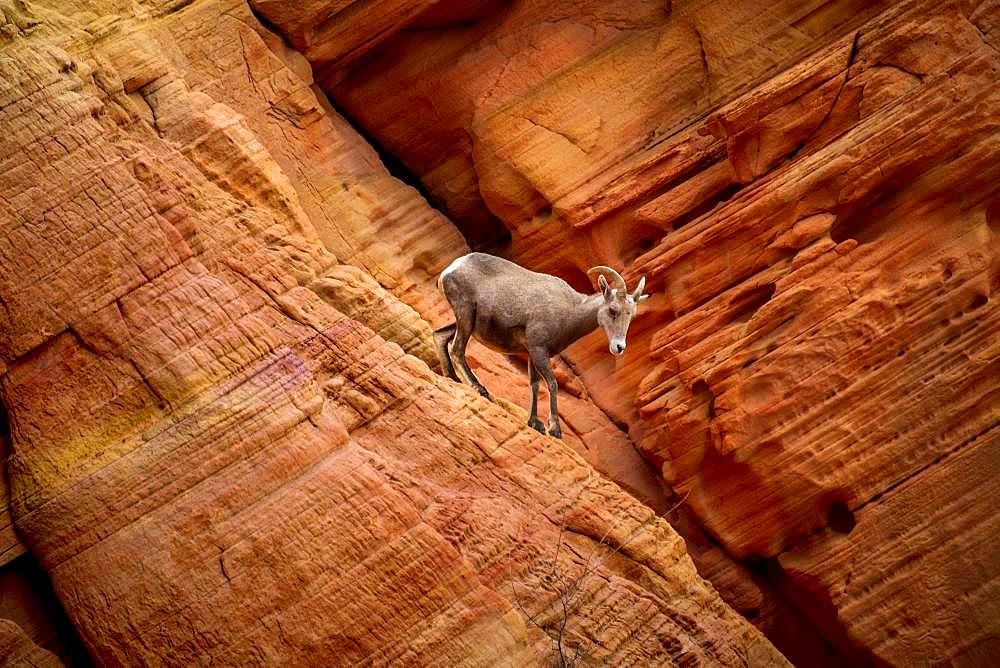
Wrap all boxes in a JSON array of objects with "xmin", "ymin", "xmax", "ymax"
[
  {"xmin": 323, "ymin": 0, "xmax": 891, "ymax": 264},
  {"xmin": 0, "ymin": 441, "xmax": 26, "ymax": 567},
  {"xmin": 299, "ymin": 0, "xmax": 1000, "ymax": 665},
  {"xmin": 251, "ymin": 0, "xmax": 501, "ymax": 83},
  {"xmin": 0, "ymin": 1, "xmax": 784, "ymax": 665},
  {"xmin": 0, "ymin": 619, "xmax": 62, "ymax": 668}
]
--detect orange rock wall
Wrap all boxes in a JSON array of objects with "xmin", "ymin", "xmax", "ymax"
[
  {"xmin": 0, "ymin": 0, "xmax": 785, "ymax": 665},
  {"xmin": 300, "ymin": 0, "xmax": 1000, "ymax": 665}
]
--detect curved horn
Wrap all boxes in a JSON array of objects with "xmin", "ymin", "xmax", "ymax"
[{"xmin": 587, "ymin": 266, "xmax": 626, "ymax": 293}]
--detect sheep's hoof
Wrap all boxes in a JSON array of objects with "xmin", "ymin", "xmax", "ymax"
[
  {"xmin": 528, "ymin": 418, "xmax": 545, "ymax": 434},
  {"xmin": 549, "ymin": 426, "xmax": 562, "ymax": 439}
]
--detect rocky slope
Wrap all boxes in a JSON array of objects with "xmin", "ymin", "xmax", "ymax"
[
  {"xmin": 265, "ymin": 0, "xmax": 999, "ymax": 665},
  {"xmin": 0, "ymin": 0, "xmax": 786, "ymax": 665}
]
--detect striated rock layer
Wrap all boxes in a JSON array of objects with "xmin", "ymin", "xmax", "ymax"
[
  {"xmin": 290, "ymin": 0, "xmax": 1000, "ymax": 665},
  {"xmin": 0, "ymin": 618, "xmax": 63, "ymax": 668},
  {"xmin": 0, "ymin": 0, "xmax": 786, "ymax": 665}
]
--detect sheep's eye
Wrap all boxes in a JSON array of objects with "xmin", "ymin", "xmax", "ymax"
[{"xmin": 609, "ymin": 307, "xmax": 620, "ymax": 317}]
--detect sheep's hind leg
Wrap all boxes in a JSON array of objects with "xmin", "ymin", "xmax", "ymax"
[
  {"xmin": 433, "ymin": 323, "xmax": 460, "ymax": 381},
  {"xmin": 528, "ymin": 348, "xmax": 561, "ymax": 438},
  {"xmin": 527, "ymin": 359, "xmax": 545, "ymax": 434},
  {"xmin": 450, "ymin": 312, "xmax": 491, "ymax": 400}
]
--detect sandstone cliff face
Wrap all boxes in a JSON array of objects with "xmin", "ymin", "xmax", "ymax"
[
  {"xmin": 271, "ymin": 0, "xmax": 999, "ymax": 665},
  {"xmin": 0, "ymin": 0, "xmax": 785, "ymax": 665}
]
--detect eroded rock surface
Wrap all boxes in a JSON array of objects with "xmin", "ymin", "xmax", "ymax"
[
  {"xmin": 0, "ymin": 619, "xmax": 63, "ymax": 668},
  {"xmin": 0, "ymin": 0, "xmax": 785, "ymax": 665},
  {"xmin": 288, "ymin": 0, "xmax": 1000, "ymax": 664}
]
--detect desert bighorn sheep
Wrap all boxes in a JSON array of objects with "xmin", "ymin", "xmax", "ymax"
[{"xmin": 435, "ymin": 253, "xmax": 648, "ymax": 438}]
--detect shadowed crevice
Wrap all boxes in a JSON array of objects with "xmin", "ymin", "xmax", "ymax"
[
  {"xmin": 787, "ymin": 30, "xmax": 862, "ymax": 162},
  {"xmin": 670, "ymin": 182, "xmax": 743, "ymax": 232},
  {"xmin": 826, "ymin": 501, "xmax": 856, "ymax": 534},
  {"xmin": 730, "ymin": 283, "xmax": 776, "ymax": 324},
  {"xmin": 0, "ymin": 554, "xmax": 95, "ymax": 667},
  {"xmin": 0, "ymin": 403, "xmax": 93, "ymax": 667},
  {"xmin": 245, "ymin": 0, "xmax": 513, "ymax": 253}
]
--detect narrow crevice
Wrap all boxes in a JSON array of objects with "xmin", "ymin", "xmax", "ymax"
[
  {"xmin": 766, "ymin": 556, "xmax": 888, "ymax": 667},
  {"xmin": 218, "ymin": 546, "xmax": 232, "ymax": 582},
  {"xmin": 329, "ymin": 102, "xmax": 438, "ymax": 206},
  {"xmin": 691, "ymin": 379, "xmax": 716, "ymax": 419},
  {"xmin": 0, "ymin": 404, "xmax": 8, "ymax": 449},
  {"xmin": 0, "ymin": 554, "xmax": 95, "ymax": 667},
  {"xmin": 0, "ymin": 404, "xmax": 94, "ymax": 666},
  {"xmin": 245, "ymin": 2, "xmax": 297, "ymax": 53},
  {"xmin": 692, "ymin": 23, "xmax": 710, "ymax": 89},
  {"xmin": 787, "ymin": 30, "xmax": 862, "ymax": 163},
  {"xmin": 669, "ymin": 182, "xmax": 743, "ymax": 231},
  {"xmin": 246, "ymin": 0, "xmax": 512, "ymax": 251},
  {"xmin": 680, "ymin": 518, "xmax": 853, "ymax": 667},
  {"xmin": 730, "ymin": 283, "xmax": 776, "ymax": 324},
  {"xmin": 333, "ymin": 97, "xmax": 513, "ymax": 251}
]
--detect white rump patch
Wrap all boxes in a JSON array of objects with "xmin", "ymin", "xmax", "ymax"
[{"xmin": 438, "ymin": 254, "xmax": 468, "ymax": 292}]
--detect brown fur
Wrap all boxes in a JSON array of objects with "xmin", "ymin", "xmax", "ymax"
[{"xmin": 436, "ymin": 253, "xmax": 647, "ymax": 438}]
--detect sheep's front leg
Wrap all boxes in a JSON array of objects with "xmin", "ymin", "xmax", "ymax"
[
  {"xmin": 527, "ymin": 359, "xmax": 545, "ymax": 435},
  {"xmin": 528, "ymin": 348, "xmax": 561, "ymax": 439}
]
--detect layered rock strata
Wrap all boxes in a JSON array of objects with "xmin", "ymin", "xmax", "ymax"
[
  {"xmin": 0, "ymin": 0, "xmax": 786, "ymax": 665},
  {"xmin": 286, "ymin": 0, "xmax": 1000, "ymax": 664}
]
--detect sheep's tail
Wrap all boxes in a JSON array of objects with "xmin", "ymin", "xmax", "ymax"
[{"xmin": 437, "ymin": 255, "xmax": 467, "ymax": 294}]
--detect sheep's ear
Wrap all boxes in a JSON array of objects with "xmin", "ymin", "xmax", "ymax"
[
  {"xmin": 598, "ymin": 275, "xmax": 613, "ymax": 302},
  {"xmin": 632, "ymin": 276, "xmax": 646, "ymax": 302}
]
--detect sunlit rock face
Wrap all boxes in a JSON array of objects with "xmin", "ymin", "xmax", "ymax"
[
  {"xmin": 0, "ymin": 1, "xmax": 788, "ymax": 665},
  {"xmin": 269, "ymin": 0, "xmax": 1000, "ymax": 665}
]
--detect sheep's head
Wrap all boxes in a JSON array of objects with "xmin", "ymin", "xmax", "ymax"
[{"xmin": 588, "ymin": 266, "xmax": 649, "ymax": 356}]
